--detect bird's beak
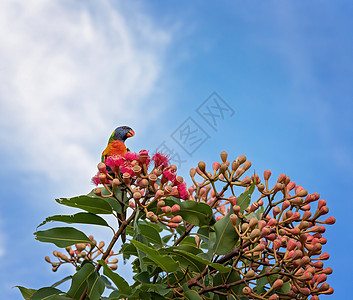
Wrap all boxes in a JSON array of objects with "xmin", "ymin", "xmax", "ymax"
[{"xmin": 127, "ymin": 129, "xmax": 135, "ymax": 138}]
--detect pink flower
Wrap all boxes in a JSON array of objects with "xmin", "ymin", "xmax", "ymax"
[
  {"xmin": 106, "ymin": 155, "xmax": 124, "ymax": 172},
  {"xmin": 163, "ymin": 168, "xmax": 176, "ymax": 182},
  {"xmin": 152, "ymin": 152, "xmax": 170, "ymax": 169},
  {"xmin": 120, "ymin": 165, "xmax": 135, "ymax": 177},
  {"xmin": 139, "ymin": 150, "xmax": 150, "ymax": 167},
  {"xmin": 124, "ymin": 152, "xmax": 139, "ymax": 161},
  {"xmin": 91, "ymin": 173, "xmax": 101, "ymax": 185},
  {"xmin": 177, "ymin": 182, "xmax": 189, "ymax": 200}
]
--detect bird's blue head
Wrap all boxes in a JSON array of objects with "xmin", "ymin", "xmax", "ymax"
[{"xmin": 113, "ymin": 126, "xmax": 135, "ymax": 142}]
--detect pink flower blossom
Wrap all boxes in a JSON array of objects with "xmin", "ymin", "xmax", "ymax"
[
  {"xmin": 139, "ymin": 150, "xmax": 151, "ymax": 167},
  {"xmin": 121, "ymin": 165, "xmax": 135, "ymax": 177},
  {"xmin": 163, "ymin": 168, "xmax": 176, "ymax": 182},
  {"xmin": 152, "ymin": 152, "xmax": 170, "ymax": 169},
  {"xmin": 106, "ymin": 155, "xmax": 124, "ymax": 173},
  {"xmin": 177, "ymin": 182, "xmax": 189, "ymax": 200},
  {"xmin": 124, "ymin": 152, "xmax": 139, "ymax": 161},
  {"xmin": 91, "ymin": 174, "xmax": 100, "ymax": 186}
]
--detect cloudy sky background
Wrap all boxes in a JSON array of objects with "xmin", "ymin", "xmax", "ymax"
[{"xmin": 1, "ymin": 0, "xmax": 352, "ymax": 299}]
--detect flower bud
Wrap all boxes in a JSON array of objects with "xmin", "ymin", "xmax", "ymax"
[
  {"xmin": 318, "ymin": 206, "xmax": 329, "ymax": 216},
  {"xmin": 273, "ymin": 206, "xmax": 281, "ymax": 217},
  {"xmin": 93, "ymin": 188, "xmax": 102, "ymax": 196},
  {"xmin": 97, "ymin": 162, "xmax": 107, "ymax": 174},
  {"xmin": 171, "ymin": 204, "xmax": 180, "ymax": 213},
  {"xmin": 157, "ymin": 200, "xmax": 165, "ymax": 208},
  {"xmin": 287, "ymin": 239, "xmax": 297, "ymax": 251},
  {"xmin": 269, "ymin": 295, "xmax": 279, "ymax": 300},
  {"xmin": 230, "ymin": 214, "xmax": 238, "ymax": 226},
  {"xmin": 170, "ymin": 216, "xmax": 183, "ymax": 223},
  {"xmin": 296, "ymin": 189, "xmax": 308, "ymax": 197},
  {"xmin": 219, "ymin": 163, "xmax": 227, "ymax": 174},
  {"xmin": 242, "ymin": 286, "xmax": 251, "ymax": 295},
  {"xmin": 250, "ymin": 228, "xmax": 261, "ymax": 240},
  {"xmin": 277, "ymin": 173, "xmax": 286, "ymax": 183},
  {"xmin": 161, "ymin": 206, "xmax": 172, "ymax": 214},
  {"xmin": 45, "ymin": 256, "xmax": 51, "ymax": 263},
  {"xmin": 282, "ymin": 200, "xmax": 290, "ymax": 211},
  {"xmin": 236, "ymin": 155, "xmax": 247, "ymax": 165},
  {"xmin": 318, "ymin": 252, "xmax": 330, "ymax": 260},
  {"xmin": 290, "ymin": 197, "xmax": 303, "ymax": 206},
  {"xmin": 245, "ymin": 270, "xmax": 255, "ymax": 278},
  {"xmin": 324, "ymin": 216, "xmax": 335, "ymax": 225},
  {"xmin": 240, "ymin": 176, "xmax": 251, "ymax": 185},
  {"xmin": 286, "ymin": 181, "xmax": 296, "ymax": 191},
  {"xmin": 233, "ymin": 205, "xmax": 240, "ymax": 215},
  {"xmin": 133, "ymin": 192, "xmax": 141, "ymax": 201},
  {"xmin": 198, "ymin": 161, "xmax": 206, "ymax": 173},
  {"xmin": 322, "ymin": 267, "xmax": 333, "ymax": 275},
  {"xmin": 228, "ymin": 196, "xmax": 237, "ymax": 206},
  {"xmin": 267, "ymin": 218, "xmax": 277, "ymax": 227},
  {"xmin": 249, "ymin": 217, "xmax": 258, "ymax": 229},
  {"xmin": 264, "ymin": 169, "xmax": 271, "ymax": 180},
  {"xmin": 243, "ymin": 161, "xmax": 252, "ymax": 171},
  {"xmin": 272, "ymin": 279, "xmax": 283, "ymax": 289},
  {"xmin": 220, "ymin": 151, "xmax": 228, "ymax": 163}
]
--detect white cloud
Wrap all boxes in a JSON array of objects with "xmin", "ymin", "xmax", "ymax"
[{"xmin": 0, "ymin": 0, "xmax": 171, "ymax": 190}]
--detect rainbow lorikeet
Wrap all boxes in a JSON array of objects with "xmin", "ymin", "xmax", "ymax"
[
  {"xmin": 101, "ymin": 126, "xmax": 135, "ymax": 163},
  {"xmin": 102, "ymin": 126, "xmax": 134, "ymax": 243}
]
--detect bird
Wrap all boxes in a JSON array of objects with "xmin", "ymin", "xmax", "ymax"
[
  {"xmin": 101, "ymin": 125, "xmax": 135, "ymax": 163},
  {"xmin": 101, "ymin": 126, "xmax": 134, "ymax": 243}
]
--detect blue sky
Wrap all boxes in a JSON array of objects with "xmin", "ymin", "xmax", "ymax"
[{"xmin": 1, "ymin": 1, "xmax": 352, "ymax": 299}]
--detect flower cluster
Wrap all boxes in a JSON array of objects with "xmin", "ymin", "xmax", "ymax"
[
  {"xmin": 92, "ymin": 150, "xmax": 189, "ymax": 229},
  {"xmin": 45, "ymin": 236, "xmax": 117, "ymax": 272}
]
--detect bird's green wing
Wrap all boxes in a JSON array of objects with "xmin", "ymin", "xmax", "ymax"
[{"xmin": 107, "ymin": 130, "xmax": 115, "ymax": 144}]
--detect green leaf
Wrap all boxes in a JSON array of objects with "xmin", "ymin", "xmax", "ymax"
[
  {"xmin": 98, "ymin": 260, "xmax": 132, "ymax": 295},
  {"xmin": 15, "ymin": 286, "xmax": 37, "ymax": 300},
  {"xmin": 184, "ymin": 289, "xmax": 202, "ymax": 300},
  {"xmin": 170, "ymin": 250, "xmax": 231, "ymax": 273},
  {"xmin": 213, "ymin": 208, "xmax": 239, "ymax": 255},
  {"xmin": 29, "ymin": 287, "xmax": 61, "ymax": 300},
  {"xmin": 179, "ymin": 236, "xmax": 197, "ymax": 247},
  {"xmin": 51, "ymin": 276, "xmax": 72, "ymax": 288},
  {"xmin": 67, "ymin": 263, "xmax": 95, "ymax": 299},
  {"xmin": 87, "ymin": 187, "xmax": 123, "ymax": 214},
  {"xmin": 254, "ymin": 268, "xmax": 267, "ymax": 294},
  {"xmin": 139, "ymin": 224, "xmax": 163, "ymax": 246},
  {"xmin": 100, "ymin": 275, "xmax": 117, "ymax": 291},
  {"xmin": 37, "ymin": 212, "xmax": 109, "ymax": 229},
  {"xmin": 178, "ymin": 200, "xmax": 214, "ymax": 226},
  {"xmin": 279, "ymin": 281, "xmax": 291, "ymax": 294},
  {"xmin": 237, "ymin": 182, "xmax": 256, "ymax": 213},
  {"xmin": 87, "ymin": 271, "xmax": 105, "ymax": 300},
  {"xmin": 131, "ymin": 240, "xmax": 179, "ymax": 273},
  {"xmin": 34, "ymin": 227, "xmax": 93, "ymax": 248},
  {"xmin": 162, "ymin": 234, "xmax": 173, "ymax": 244},
  {"xmin": 56, "ymin": 195, "xmax": 113, "ymax": 214}
]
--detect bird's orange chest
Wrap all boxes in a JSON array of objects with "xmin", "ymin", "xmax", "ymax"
[{"xmin": 102, "ymin": 140, "xmax": 127, "ymax": 157}]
